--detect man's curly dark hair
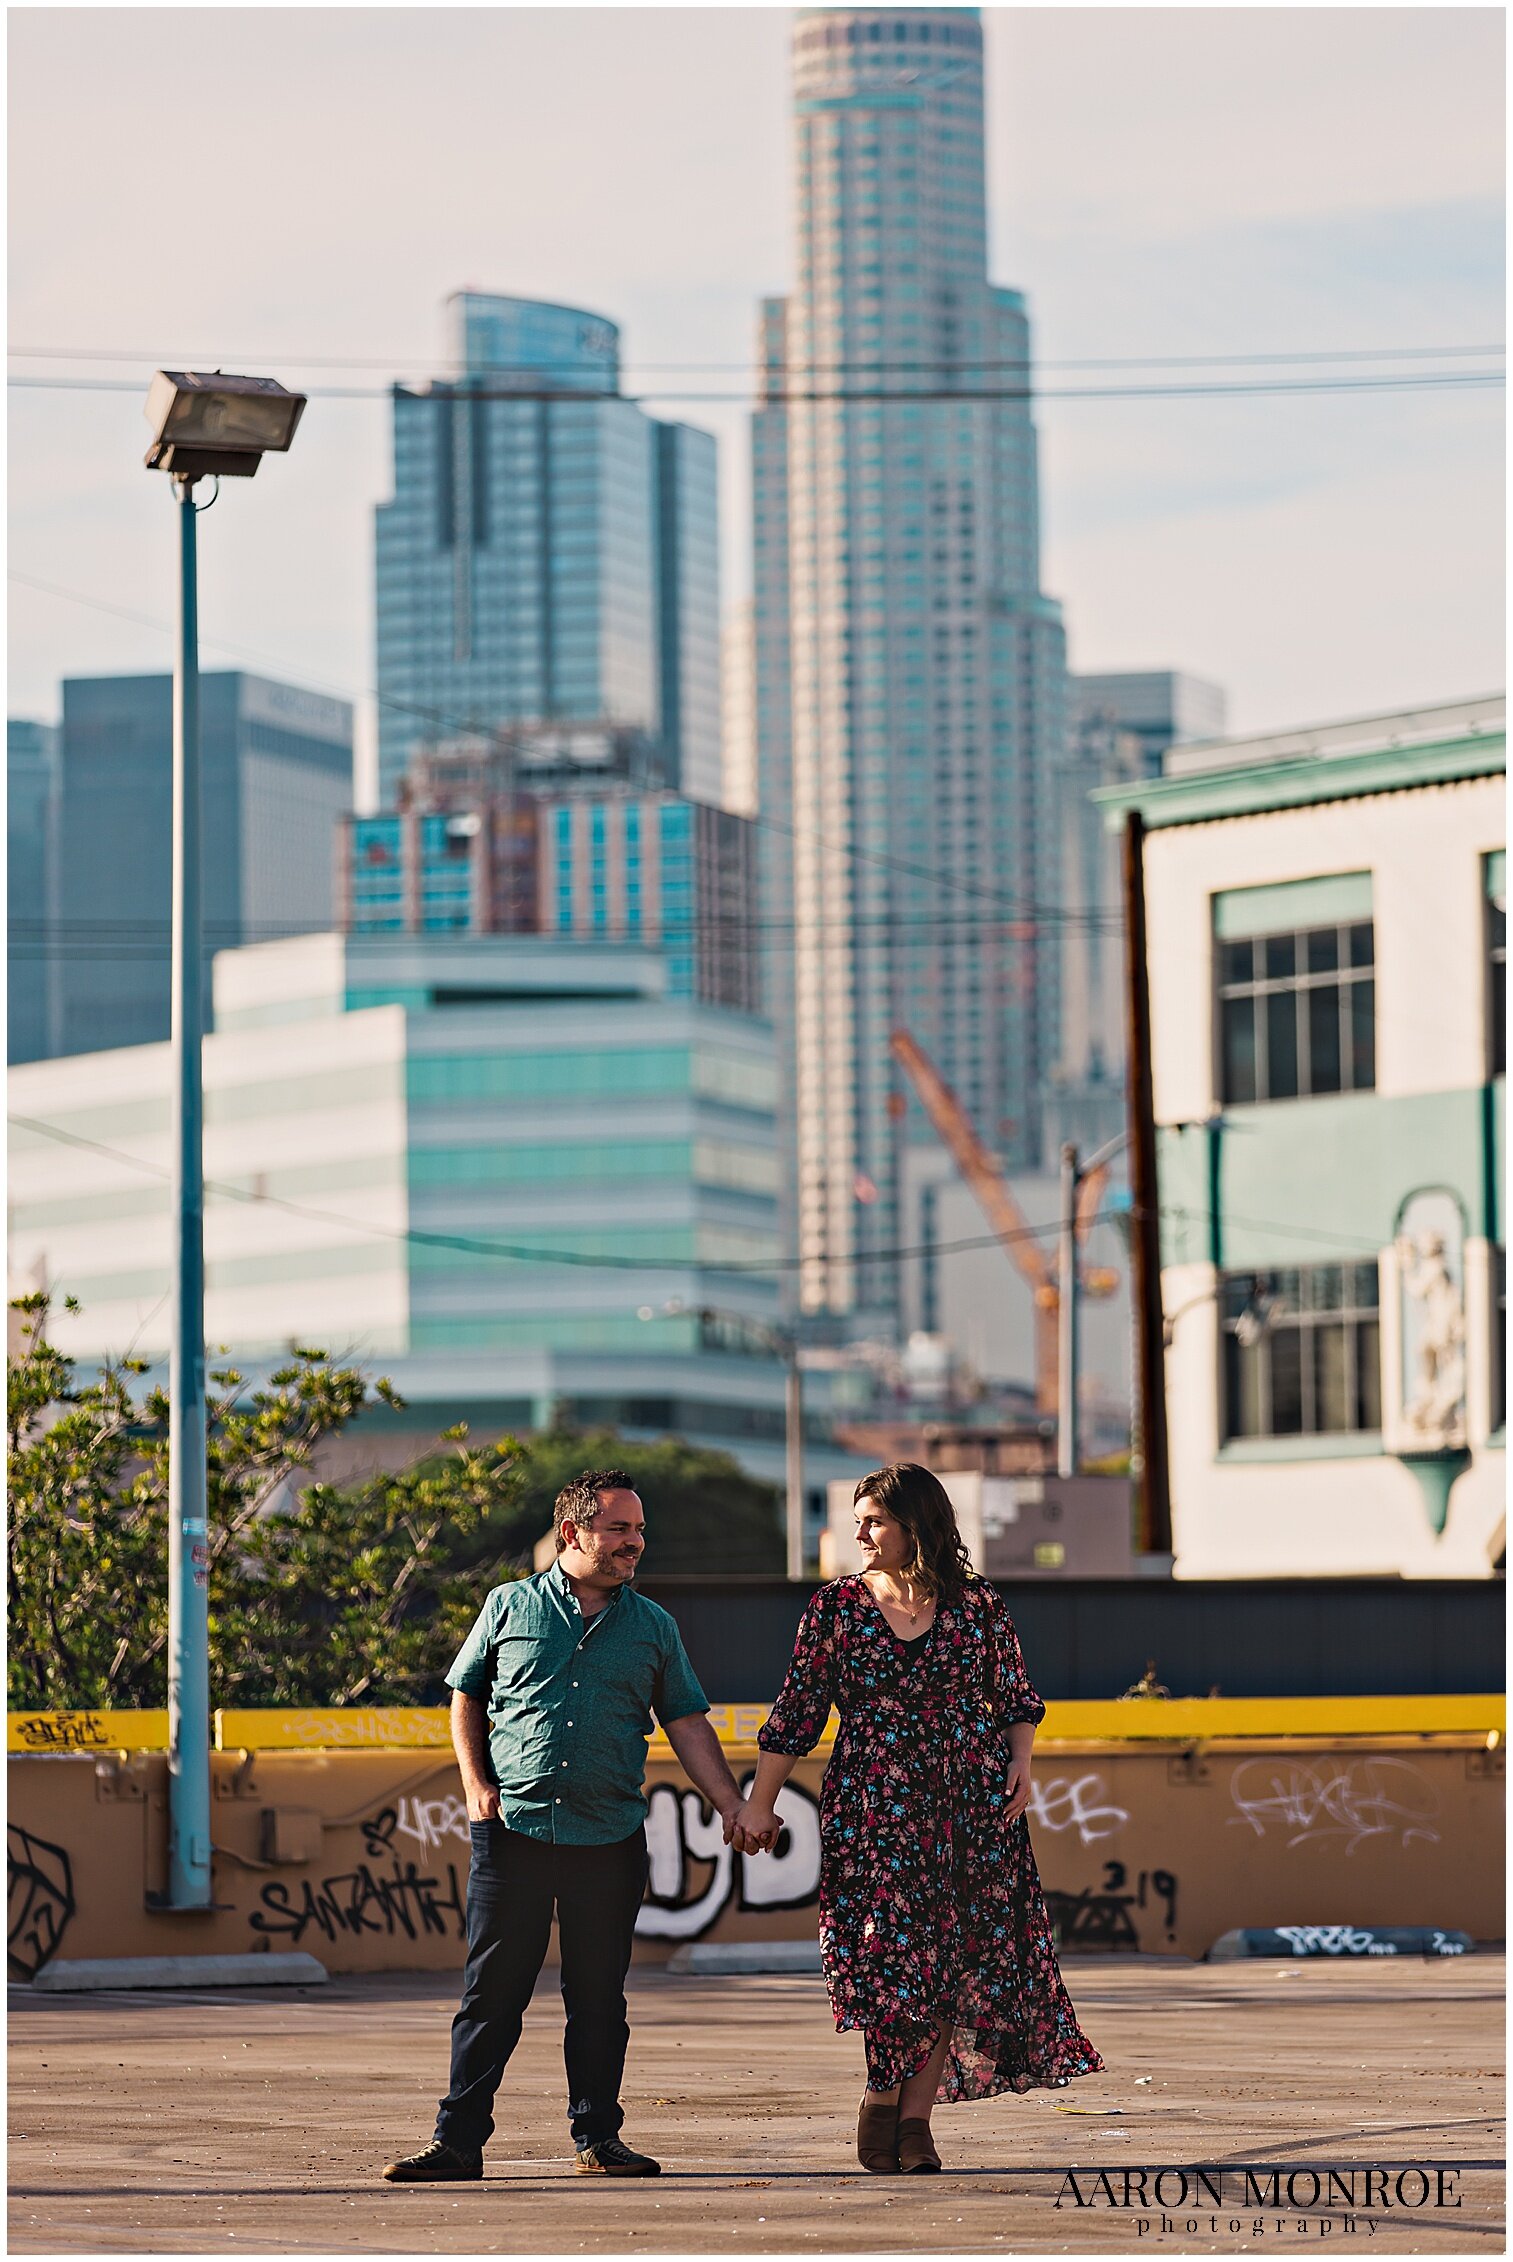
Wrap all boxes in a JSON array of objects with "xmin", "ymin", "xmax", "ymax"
[{"xmin": 553, "ymin": 1467, "xmax": 636, "ymax": 1553}]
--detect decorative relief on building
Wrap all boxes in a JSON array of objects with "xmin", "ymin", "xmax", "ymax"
[{"xmin": 1390, "ymin": 1189, "xmax": 1468, "ymax": 1452}]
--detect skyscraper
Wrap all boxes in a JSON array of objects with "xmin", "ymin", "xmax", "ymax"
[
  {"xmin": 754, "ymin": 7, "xmax": 1069, "ymax": 1321},
  {"xmin": 8, "ymin": 718, "xmax": 59, "ymax": 1066},
  {"xmin": 375, "ymin": 293, "xmax": 721, "ymax": 808},
  {"xmin": 49, "ymin": 672, "xmax": 353, "ymax": 1060},
  {"xmin": 1071, "ymin": 671, "xmax": 1228, "ymax": 778},
  {"xmin": 339, "ymin": 732, "xmax": 759, "ymax": 1015}
]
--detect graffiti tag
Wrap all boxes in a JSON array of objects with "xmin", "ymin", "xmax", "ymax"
[
  {"xmin": 637, "ymin": 1777, "xmax": 822, "ymax": 1940},
  {"xmin": 268, "ymin": 1709, "xmax": 446, "ymax": 1749},
  {"xmin": 8, "ymin": 1824, "xmax": 77, "ymax": 1978},
  {"xmin": 1274, "ymin": 1926, "xmax": 1395, "ymax": 1957},
  {"xmin": 1046, "ymin": 1860, "xmax": 1179, "ymax": 1951},
  {"xmin": 1228, "ymin": 1759, "xmax": 1441, "ymax": 1854},
  {"xmin": 13, "ymin": 1714, "xmax": 113, "ymax": 1753},
  {"xmin": 250, "ymin": 1860, "xmax": 465, "ymax": 1947},
  {"xmin": 361, "ymin": 1797, "xmax": 469, "ymax": 1858},
  {"xmin": 1029, "ymin": 1774, "xmax": 1129, "ymax": 1845}
]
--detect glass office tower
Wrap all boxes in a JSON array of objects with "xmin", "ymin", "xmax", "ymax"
[
  {"xmin": 755, "ymin": 8, "xmax": 1069, "ymax": 1319},
  {"xmin": 375, "ymin": 293, "xmax": 720, "ymax": 807},
  {"xmin": 50, "ymin": 672, "xmax": 353, "ymax": 1059},
  {"xmin": 8, "ymin": 718, "xmax": 60, "ymax": 1066}
]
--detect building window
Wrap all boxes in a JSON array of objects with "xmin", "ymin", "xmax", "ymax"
[
  {"xmin": 1221, "ymin": 1262, "xmax": 1381, "ymax": 1441},
  {"xmin": 1218, "ymin": 920, "xmax": 1375, "ymax": 1103}
]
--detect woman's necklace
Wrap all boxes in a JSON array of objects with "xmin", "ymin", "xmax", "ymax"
[{"xmin": 870, "ymin": 1572, "xmax": 927, "ymax": 1625}]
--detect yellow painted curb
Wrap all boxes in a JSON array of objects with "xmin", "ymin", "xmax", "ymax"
[
  {"xmin": 8, "ymin": 1711, "xmax": 170, "ymax": 1754},
  {"xmin": 10, "ymin": 1693, "xmax": 1502, "ymax": 1756}
]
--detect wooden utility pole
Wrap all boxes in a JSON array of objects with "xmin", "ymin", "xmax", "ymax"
[{"xmin": 1122, "ymin": 811, "xmax": 1172, "ymax": 1554}]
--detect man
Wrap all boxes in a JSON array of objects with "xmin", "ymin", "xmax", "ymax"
[{"xmin": 383, "ymin": 1469, "xmax": 753, "ymax": 2183}]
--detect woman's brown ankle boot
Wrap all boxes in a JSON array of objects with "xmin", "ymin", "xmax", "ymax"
[
  {"xmin": 897, "ymin": 2118, "xmax": 941, "ymax": 2173},
  {"xmin": 857, "ymin": 2092, "xmax": 900, "ymax": 2172}
]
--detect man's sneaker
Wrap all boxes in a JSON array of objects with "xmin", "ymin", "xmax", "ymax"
[
  {"xmin": 575, "ymin": 2137, "xmax": 661, "ymax": 2177},
  {"xmin": 382, "ymin": 2139, "xmax": 483, "ymax": 2183}
]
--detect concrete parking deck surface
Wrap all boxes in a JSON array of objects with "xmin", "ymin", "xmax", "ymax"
[{"xmin": 8, "ymin": 1956, "xmax": 1504, "ymax": 2255}]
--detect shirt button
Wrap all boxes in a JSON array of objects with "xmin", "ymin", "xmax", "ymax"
[
  {"xmin": 555, "ymin": 1798, "xmax": 562, "ymax": 1806},
  {"xmin": 572, "ymin": 1682, "xmax": 579, "ymax": 1688}
]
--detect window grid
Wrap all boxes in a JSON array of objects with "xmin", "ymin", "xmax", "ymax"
[
  {"xmin": 1221, "ymin": 1262, "xmax": 1381, "ymax": 1441},
  {"xmin": 1218, "ymin": 921, "xmax": 1375, "ymax": 1104}
]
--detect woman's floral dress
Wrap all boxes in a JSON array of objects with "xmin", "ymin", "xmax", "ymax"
[{"xmin": 758, "ymin": 1572, "xmax": 1104, "ymax": 2100}]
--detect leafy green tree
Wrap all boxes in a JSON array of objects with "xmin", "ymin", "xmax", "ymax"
[
  {"xmin": 481, "ymin": 1424, "xmax": 784, "ymax": 1576},
  {"xmin": 219, "ymin": 1428, "xmax": 521, "ymax": 1705},
  {"xmin": 9, "ymin": 1297, "xmax": 783, "ymax": 1716},
  {"xmin": 8, "ymin": 1293, "xmax": 167, "ymax": 1710},
  {"xmin": 7, "ymin": 1295, "xmax": 523, "ymax": 1711}
]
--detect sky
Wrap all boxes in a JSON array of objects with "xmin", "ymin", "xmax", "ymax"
[{"xmin": 7, "ymin": 5, "xmax": 1505, "ymax": 769}]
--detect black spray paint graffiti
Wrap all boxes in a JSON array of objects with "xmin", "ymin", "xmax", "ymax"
[
  {"xmin": 13, "ymin": 1713, "xmax": 115, "ymax": 1753},
  {"xmin": 250, "ymin": 1808, "xmax": 465, "ymax": 1948},
  {"xmin": 247, "ymin": 1790, "xmax": 820, "ymax": 1947},
  {"xmin": 1045, "ymin": 1860, "xmax": 1180, "ymax": 1951},
  {"xmin": 637, "ymin": 1778, "xmax": 823, "ymax": 1940},
  {"xmin": 8, "ymin": 1824, "xmax": 77, "ymax": 1979}
]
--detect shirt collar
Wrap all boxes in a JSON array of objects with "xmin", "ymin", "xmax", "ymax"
[{"xmin": 547, "ymin": 1557, "xmax": 626, "ymax": 1615}]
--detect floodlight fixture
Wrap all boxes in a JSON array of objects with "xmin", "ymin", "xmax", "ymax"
[{"xmin": 144, "ymin": 370, "xmax": 307, "ymax": 479}]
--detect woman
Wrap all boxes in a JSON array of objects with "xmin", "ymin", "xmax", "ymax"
[{"xmin": 736, "ymin": 1463, "xmax": 1103, "ymax": 2174}]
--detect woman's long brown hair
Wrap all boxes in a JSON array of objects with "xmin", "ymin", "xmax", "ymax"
[{"xmin": 853, "ymin": 1462, "xmax": 974, "ymax": 1602}]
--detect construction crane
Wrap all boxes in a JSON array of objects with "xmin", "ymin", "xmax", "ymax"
[{"xmin": 889, "ymin": 1028, "xmax": 1116, "ymax": 1418}]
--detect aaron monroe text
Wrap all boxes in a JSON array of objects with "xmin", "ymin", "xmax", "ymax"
[{"xmin": 1057, "ymin": 2167, "xmax": 1463, "ymax": 2223}]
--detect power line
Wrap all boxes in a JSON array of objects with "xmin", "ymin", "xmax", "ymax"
[
  {"xmin": 9, "ymin": 564, "xmax": 1497, "ymax": 1059},
  {"xmin": 8, "ymin": 341, "xmax": 1503, "ymax": 374},
  {"xmin": 8, "ymin": 1108, "xmax": 1387, "ymax": 1276},
  {"xmin": 7, "ymin": 911, "xmax": 1122, "ymax": 958},
  {"xmin": 5, "ymin": 567, "xmax": 1122, "ymax": 934},
  {"xmin": 8, "ymin": 371, "xmax": 1503, "ymax": 405}
]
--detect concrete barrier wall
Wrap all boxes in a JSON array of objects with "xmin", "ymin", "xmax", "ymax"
[{"xmin": 9, "ymin": 1725, "xmax": 1503, "ymax": 1977}]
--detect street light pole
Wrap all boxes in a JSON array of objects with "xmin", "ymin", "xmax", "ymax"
[
  {"xmin": 143, "ymin": 371, "xmax": 307, "ymax": 1914},
  {"xmin": 167, "ymin": 472, "xmax": 211, "ymax": 1910},
  {"xmin": 651, "ymin": 1299, "xmax": 807, "ymax": 1576},
  {"xmin": 1057, "ymin": 1142, "xmax": 1080, "ymax": 1480}
]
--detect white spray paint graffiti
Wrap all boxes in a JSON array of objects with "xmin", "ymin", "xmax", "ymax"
[
  {"xmin": 1028, "ymin": 1774, "xmax": 1130, "ymax": 1845},
  {"xmin": 637, "ymin": 1776, "xmax": 822, "ymax": 1940},
  {"xmin": 277, "ymin": 1710, "xmax": 445, "ymax": 1748},
  {"xmin": 1269, "ymin": 1924, "xmax": 1468, "ymax": 1958},
  {"xmin": 1227, "ymin": 1758, "xmax": 1441, "ymax": 1854},
  {"xmin": 391, "ymin": 1795, "xmax": 470, "ymax": 1853},
  {"xmin": 1273, "ymin": 1926, "xmax": 1396, "ymax": 1957}
]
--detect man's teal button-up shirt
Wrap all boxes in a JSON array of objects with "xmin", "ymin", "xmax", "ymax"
[{"xmin": 445, "ymin": 1562, "xmax": 709, "ymax": 1845}]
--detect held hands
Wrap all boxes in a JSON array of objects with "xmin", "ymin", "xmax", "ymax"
[
  {"xmin": 722, "ymin": 1799, "xmax": 782, "ymax": 1856},
  {"xmin": 1003, "ymin": 1757, "xmax": 1032, "ymax": 1824}
]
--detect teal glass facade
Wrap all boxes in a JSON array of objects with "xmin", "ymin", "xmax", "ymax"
[
  {"xmin": 375, "ymin": 294, "xmax": 720, "ymax": 807},
  {"xmin": 7, "ymin": 718, "xmax": 58, "ymax": 1065},
  {"xmin": 542, "ymin": 793, "xmax": 758, "ymax": 1013},
  {"xmin": 45, "ymin": 672, "xmax": 353, "ymax": 1062}
]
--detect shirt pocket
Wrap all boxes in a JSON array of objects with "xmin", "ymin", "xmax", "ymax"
[{"xmin": 489, "ymin": 1633, "xmax": 550, "ymax": 1696}]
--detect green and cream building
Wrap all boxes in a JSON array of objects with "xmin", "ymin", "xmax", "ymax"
[{"xmin": 1101, "ymin": 695, "xmax": 1504, "ymax": 1578}]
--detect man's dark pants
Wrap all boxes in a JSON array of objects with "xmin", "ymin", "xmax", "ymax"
[{"xmin": 436, "ymin": 1821, "xmax": 649, "ymax": 2155}]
